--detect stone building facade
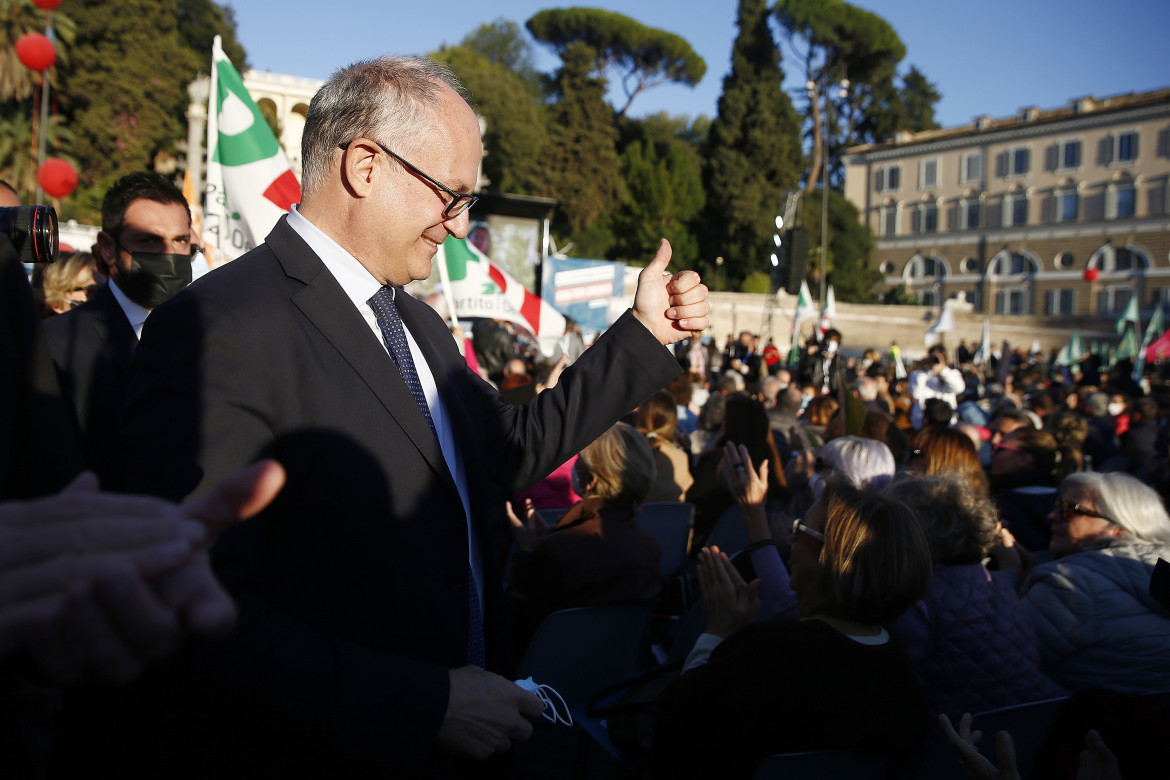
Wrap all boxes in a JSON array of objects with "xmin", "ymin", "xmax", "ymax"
[{"xmin": 842, "ymin": 88, "xmax": 1170, "ymax": 322}]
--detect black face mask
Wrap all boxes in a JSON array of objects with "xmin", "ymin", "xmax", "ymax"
[{"xmin": 116, "ymin": 250, "xmax": 192, "ymax": 309}]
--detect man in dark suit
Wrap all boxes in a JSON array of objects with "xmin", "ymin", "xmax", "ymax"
[
  {"xmin": 44, "ymin": 173, "xmax": 193, "ymax": 479},
  {"xmin": 111, "ymin": 56, "xmax": 710, "ymax": 776}
]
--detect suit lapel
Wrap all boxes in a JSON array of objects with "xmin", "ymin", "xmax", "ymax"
[
  {"xmin": 90, "ymin": 285, "xmax": 137, "ymax": 375},
  {"xmin": 266, "ymin": 219, "xmax": 454, "ymax": 485}
]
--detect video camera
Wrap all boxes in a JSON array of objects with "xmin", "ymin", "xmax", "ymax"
[{"xmin": 0, "ymin": 205, "xmax": 58, "ymax": 264}]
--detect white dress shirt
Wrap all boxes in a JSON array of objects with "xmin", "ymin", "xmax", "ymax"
[{"xmin": 108, "ymin": 279, "xmax": 151, "ymax": 339}]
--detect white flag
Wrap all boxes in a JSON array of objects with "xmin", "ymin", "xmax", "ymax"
[
  {"xmin": 924, "ymin": 306, "xmax": 955, "ymax": 347},
  {"xmin": 973, "ymin": 319, "xmax": 991, "ymax": 365},
  {"xmin": 436, "ymin": 236, "xmax": 566, "ymax": 356},
  {"xmin": 204, "ymin": 36, "xmax": 300, "ymax": 262},
  {"xmin": 818, "ymin": 285, "xmax": 837, "ymax": 336}
]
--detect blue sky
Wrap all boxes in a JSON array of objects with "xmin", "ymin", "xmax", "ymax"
[{"xmin": 231, "ymin": 0, "xmax": 1170, "ymax": 130}]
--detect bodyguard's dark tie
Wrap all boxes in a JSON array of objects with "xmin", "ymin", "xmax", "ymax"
[{"xmin": 368, "ymin": 285, "xmax": 486, "ymax": 669}]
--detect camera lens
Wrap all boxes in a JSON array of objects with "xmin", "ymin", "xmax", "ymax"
[{"xmin": 0, "ymin": 205, "xmax": 59, "ymax": 264}]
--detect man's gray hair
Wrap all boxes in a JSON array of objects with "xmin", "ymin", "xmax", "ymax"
[
  {"xmin": 1062, "ymin": 471, "xmax": 1170, "ymax": 544},
  {"xmin": 300, "ymin": 56, "xmax": 465, "ymax": 196}
]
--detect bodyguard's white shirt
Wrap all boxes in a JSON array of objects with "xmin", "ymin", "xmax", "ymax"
[
  {"xmin": 108, "ymin": 279, "xmax": 151, "ymax": 339},
  {"xmin": 286, "ymin": 206, "xmax": 482, "ymax": 605}
]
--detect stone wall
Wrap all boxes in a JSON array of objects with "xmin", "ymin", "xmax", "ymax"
[{"xmin": 704, "ymin": 291, "xmax": 1120, "ymax": 360}]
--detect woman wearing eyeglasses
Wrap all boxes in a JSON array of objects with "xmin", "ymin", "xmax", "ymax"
[
  {"xmin": 997, "ymin": 471, "xmax": 1170, "ymax": 694},
  {"xmin": 652, "ymin": 478, "xmax": 932, "ymax": 778}
]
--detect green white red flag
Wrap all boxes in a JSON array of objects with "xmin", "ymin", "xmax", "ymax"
[
  {"xmin": 204, "ymin": 35, "xmax": 300, "ymax": 262},
  {"xmin": 436, "ymin": 236, "xmax": 565, "ymax": 349}
]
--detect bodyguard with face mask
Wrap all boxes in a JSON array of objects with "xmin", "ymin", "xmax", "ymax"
[{"xmin": 43, "ymin": 172, "xmax": 193, "ymax": 479}]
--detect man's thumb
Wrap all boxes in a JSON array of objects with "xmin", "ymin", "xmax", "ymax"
[{"xmin": 642, "ymin": 238, "xmax": 672, "ymax": 276}]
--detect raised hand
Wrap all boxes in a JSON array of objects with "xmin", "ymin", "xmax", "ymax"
[
  {"xmin": 698, "ymin": 546, "xmax": 759, "ymax": 638},
  {"xmin": 632, "ymin": 239, "xmax": 711, "ymax": 346}
]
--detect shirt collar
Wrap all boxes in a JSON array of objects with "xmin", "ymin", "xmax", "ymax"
[
  {"xmin": 286, "ymin": 204, "xmax": 385, "ymax": 310},
  {"xmin": 107, "ymin": 279, "xmax": 150, "ymax": 339}
]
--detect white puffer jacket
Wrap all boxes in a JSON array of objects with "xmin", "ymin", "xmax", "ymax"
[{"xmin": 1020, "ymin": 538, "xmax": 1170, "ymax": 694}]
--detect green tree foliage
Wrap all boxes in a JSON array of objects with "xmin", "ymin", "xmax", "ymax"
[
  {"xmin": 773, "ymin": 0, "xmax": 906, "ymax": 192},
  {"xmin": 609, "ymin": 116, "xmax": 705, "ymax": 268},
  {"xmin": 699, "ymin": 0, "xmax": 803, "ymax": 291},
  {"xmin": 533, "ymin": 41, "xmax": 624, "ymax": 257},
  {"xmin": 433, "ymin": 22, "xmax": 548, "ymax": 194},
  {"xmin": 802, "ymin": 188, "xmax": 879, "ymax": 302},
  {"xmin": 526, "ymin": 7, "xmax": 705, "ymax": 117},
  {"xmin": 177, "ymin": 0, "xmax": 247, "ymax": 73},
  {"xmin": 457, "ymin": 18, "xmax": 541, "ymax": 89},
  {"xmin": 853, "ymin": 64, "xmax": 941, "ymax": 149},
  {"xmin": 34, "ymin": 0, "xmax": 246, "ymax": 221}
]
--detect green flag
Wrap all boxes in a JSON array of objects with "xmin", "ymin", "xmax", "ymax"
[{"xmin": 1115, "ymin": 296, "xmax": 1140, "ymax": 335}]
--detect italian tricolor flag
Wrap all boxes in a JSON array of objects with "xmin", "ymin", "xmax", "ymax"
[
  {"xmin": 436, "ymin": 237, "xmax": 565, "ymax": 350},
  {"xmin": 204, "ymin": 35, "xmax": 300, "ymax": 262}
]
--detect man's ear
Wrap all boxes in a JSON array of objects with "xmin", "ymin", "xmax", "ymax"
[
  {"xmin": 95, "ymin": 231, "xmax": 117, "ymax": 272},
  {"xmin": 339, "ymin": 140, "xmax": 380, "ymax": 199}
]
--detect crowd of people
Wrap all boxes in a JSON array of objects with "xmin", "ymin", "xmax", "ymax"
[{"xmin": 2, "ymin": 52, "xmax": 1169, "ymax": 779}]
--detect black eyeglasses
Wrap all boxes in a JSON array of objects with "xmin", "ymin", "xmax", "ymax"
[
  {"xmin": 792, "ymin": 517, "xmax": 825, "ymax": 543},
  {"xmin": 339, "ymin": 140, "xmax": 478, "ymax": 219},
  {"xmin": 1055, "ymin": 499, "xmax": 1116, "ymax": 526}
]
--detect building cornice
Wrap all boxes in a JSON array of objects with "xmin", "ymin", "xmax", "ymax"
[
  {"xmin": 874, "ymin": 215, "xmax": 1170, "ymax": 251},
  {"xmin": 844, "ymin": 101, "xmax": 1170, "ymax": 165}
]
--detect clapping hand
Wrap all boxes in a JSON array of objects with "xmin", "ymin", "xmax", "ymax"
[
  {"xmin": 720, "ymin": 442, "xmax": 771, "ymax": 542},
  {"xmin": 506, "ymin": 499, "xmax": 549, "ymax": 553},
  {"xmin": 698, "ymin": 546, "xmax": 759, "ymax": 638}
]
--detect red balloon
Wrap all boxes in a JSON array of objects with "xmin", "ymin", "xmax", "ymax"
[
  {"xmin": 38, "ymin": 158, "xmax": 78, "ymax": 199},
  {"xmin": 33, "ymin": 0, "xmax": 63, "ymax": 9},
  {"xmin": 1083, "ymin": 268, "xmax": 1099, "ymax": 283},
  {"xmin": 15, "ymin": 33, "xmax": 56, "ymax": 72}
]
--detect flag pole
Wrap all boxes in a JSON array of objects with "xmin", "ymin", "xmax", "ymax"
[
  {"xmin": 435, "ymin": 240, "xmax": 462, "ymax": 333},
  {"xmin": 206, "ymin": 36, "xmax": 221, "ymax": 253}
]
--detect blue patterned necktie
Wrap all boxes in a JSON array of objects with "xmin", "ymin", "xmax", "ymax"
[{"xmin": 367, "ymin": 286, "xmax": 486, "ymax": 668}]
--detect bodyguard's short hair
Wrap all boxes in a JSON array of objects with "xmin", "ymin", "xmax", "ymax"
[
  {"xmin": 101, "ymin": 172, "xmax": 189, "ymax": 236},
  {"xmin": 300, "ymin": 55, "xmax": 465, "ymax": 196}
]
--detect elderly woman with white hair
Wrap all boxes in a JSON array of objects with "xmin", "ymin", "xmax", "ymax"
[
  {"xmin": 1002, "ymin": 471, "xmax": 1170, "ymax": 694},
  {"xmin": 724, "ymin": 436, "xmax": 897, "ymax": 619}
]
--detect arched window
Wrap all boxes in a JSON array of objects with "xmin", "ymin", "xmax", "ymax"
[
  {"xmin": 1088, "ymin": 243, "xmax": 1150, "ymax": 315},
  {"xmin": 903, "ymin": 254, "xmax": 947, "ymax": 306},
  {"xmin": 987, "ymin": 249, "xmax": 1038, "ymax": 315}
]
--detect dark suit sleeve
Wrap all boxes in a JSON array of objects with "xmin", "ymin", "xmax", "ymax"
[{"xmin": 457, "ymin": 310, "xmax": 682, "ymax": 492}]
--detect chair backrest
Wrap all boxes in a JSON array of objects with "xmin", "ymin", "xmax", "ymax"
[
  {"xmin": 667, "ymin": 601, "xmax": 708, "ymax": 663},
  {"xmin": 752, "ymin": 749, "xmax": 890, "ymax": 780},
  {"xmin": 516, "ymin": 603, "xmax": 653, "ymax": 709},
  {"xmin": 704, "ymin": 504, "xmax": 751, "ymax": 556},
  {"xmin": 636, "ymin": 502, "xmax": 695, "ymax": 578},
  {"xmin": 536, "ymin": 507, "xmax": 570, "ymax": 526},
  {"xmin": 969, "ymin": 696, "xmax": 1069, "ymax": 778}
]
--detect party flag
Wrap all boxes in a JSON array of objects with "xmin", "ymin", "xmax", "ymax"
[{"xmin": 204, "ymin": 35, "xmax": 300, "ymax": 262}]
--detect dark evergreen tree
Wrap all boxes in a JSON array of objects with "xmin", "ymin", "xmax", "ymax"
[
  {"xmin": 533, "ymin": 41, "xmax": 624, "ymax": 258},
  {"xmin": 802, "ymin": 188, "xmax": 880, "ymax": 302},
  {"xmin": 699, "ymin": 0, "xmax": 803, "ymax": 290},
  {"xmin": 433, "ymin": 23, "xmax": 549, "ymax": 195}
]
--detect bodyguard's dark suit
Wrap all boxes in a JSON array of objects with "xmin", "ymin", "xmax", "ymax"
[
  {"xmin": 113, "ymin": 217, "xmax": 680, "ymax": 774},
  {"xmin": 43, "ymin": 282, "xmax": 137, "ymax": 481}
]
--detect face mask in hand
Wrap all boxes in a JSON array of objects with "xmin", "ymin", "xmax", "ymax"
[{"xmin": 117, "ymin": 251, "xmax": 192, "ymax": 309}]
